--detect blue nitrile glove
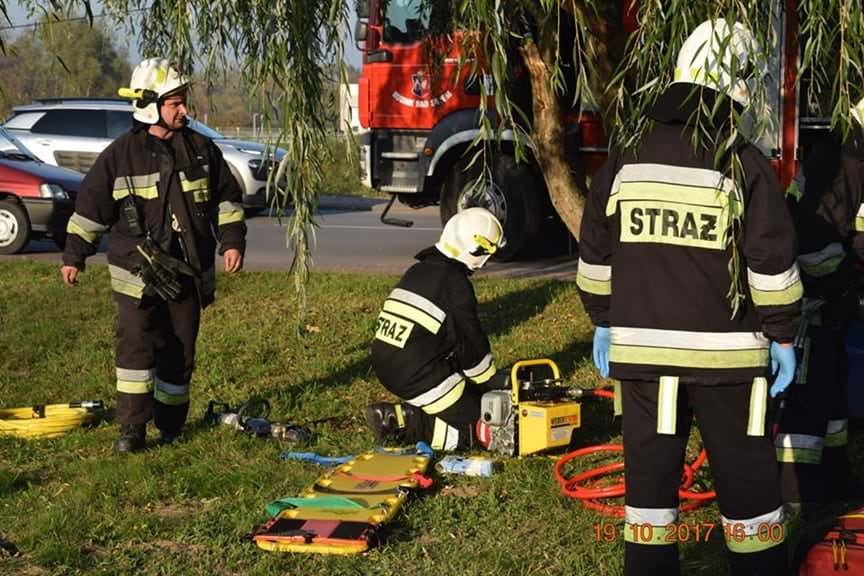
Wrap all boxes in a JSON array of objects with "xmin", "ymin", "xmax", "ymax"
[
  {"xmin": 769, "ymin": 342, "xmax": 796, "ymax": 397},
  {"xmin": 593, "ymin": 326, "xmax": 611, "ymax": 379}
]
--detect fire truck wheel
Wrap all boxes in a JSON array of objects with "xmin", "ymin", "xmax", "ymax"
[{"xmin": 440, "ymin": 154, "xmax": 541, "ymax": 261}]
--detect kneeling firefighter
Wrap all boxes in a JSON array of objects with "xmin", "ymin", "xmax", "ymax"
[
  {"xmin": 368, "ymin": 207, "xmax": 507, "ymax": 451},
  {"xmin": 60, "ymin": 58, "xmax": 247, "ymax": 452},
  {"xmin": 577, "ymin": 20, "xmax": 801, "ymax": 576}
]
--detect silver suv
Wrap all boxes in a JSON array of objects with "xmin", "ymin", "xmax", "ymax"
[{"xmin": 4, "ymin": 98, "xmax": 285, "ymax": 208}]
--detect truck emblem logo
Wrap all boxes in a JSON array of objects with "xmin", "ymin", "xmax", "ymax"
[{"xmin": 412, "ymin": 71, "xmax": 430, "ymax": 98}]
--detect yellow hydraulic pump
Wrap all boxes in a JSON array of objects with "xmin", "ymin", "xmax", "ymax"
[{"xmin": 480, "ymin": 359, "xmax": 582, "ymax": 457}]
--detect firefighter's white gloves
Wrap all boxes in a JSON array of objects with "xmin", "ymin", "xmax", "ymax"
[
  {"xmin": 769, "ymin": 342, "xmax": 796, "ymax": 397},
  {"xmin": 593, "ymin": 326, "xmax": 611, "ymax": 379}
]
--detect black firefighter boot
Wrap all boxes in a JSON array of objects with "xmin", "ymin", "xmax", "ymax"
[
  {"xmin": 365, "ymin": 402, "xmax": 419, "ymax": 444},
  {"xmin": 112, "ymin": 423, "xmax": 147, "ymax": 454}
]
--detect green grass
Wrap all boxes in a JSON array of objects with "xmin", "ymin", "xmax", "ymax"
[{"xmin": 0, "ymin": 261, "xmax": 857, "ymax": 575}]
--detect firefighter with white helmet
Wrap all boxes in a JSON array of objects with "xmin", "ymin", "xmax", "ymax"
[
  {"xmin": 60, "ymin": 58, "xmax": 247, "ymax": 453},
  {"xmin": 367, "ymin": 207, "xmax": 508, "ymax": 451},
  {"xmin": 578, "ymin": 20, "xmax": 799, "ymax": 576}
]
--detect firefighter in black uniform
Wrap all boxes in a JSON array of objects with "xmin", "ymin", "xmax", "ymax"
[
  {"xmin": 60, "ymin": 58, "xmax": 247, "ymax": 453},
  {"xmin": 366, "ymin": 207, "xmax": 506, "ymax": 451},
  {"xmin": 776, "ymin": 95, "xmax": 864, "ymax": 510},
  {"xmin": 578, "ymin": 20, "xmax": 801, "ymax": 576}
]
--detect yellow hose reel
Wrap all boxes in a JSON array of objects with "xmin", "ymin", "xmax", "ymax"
[{"xmin": 0, "ymin": 401, "xmax": 104, "ymax": 439}]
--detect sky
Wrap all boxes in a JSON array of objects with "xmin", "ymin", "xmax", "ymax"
[{"xmin": 2, "ymin": 1, "xmax": 363, "ymax": 68}]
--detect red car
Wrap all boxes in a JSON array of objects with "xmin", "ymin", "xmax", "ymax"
[{"xmin": 0, "ymin": 126, "xmax": 81, "ymax": 254}]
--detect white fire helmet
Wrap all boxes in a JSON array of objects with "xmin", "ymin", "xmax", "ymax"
[
  {"xmin": 853, "ymin": 96, "xmax": 864, "ymax": 127},
  {"xmin": 435, "ymin": 207, "xmax": 505, "ymax": 271},
  {"xmin": 672, "ymin": 19, "xmax": 763, "ymax": 106},
  {"xmin": 118, "ymin": 58, "xmax": 188, "ymax": 124}
]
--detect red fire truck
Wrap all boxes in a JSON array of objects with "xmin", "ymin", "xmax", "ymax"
[{"xmin": 354, "ymin": 0, "xmax": 817, "ymax": 260}]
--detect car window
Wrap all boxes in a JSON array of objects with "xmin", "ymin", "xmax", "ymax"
[
  {"xmin": 106, "ymin": 110, "xmax": 133, "ymax": 138},
  {"xmin": 31, "ymin": 109, "xmax": 106, "ymax": 138}
]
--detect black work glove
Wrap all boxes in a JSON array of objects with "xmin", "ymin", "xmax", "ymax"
[{"xmin": 135, "ymin": 239, "xmax": 196, "ymax": 301}]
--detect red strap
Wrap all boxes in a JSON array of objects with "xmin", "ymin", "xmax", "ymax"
[{"xmin": 338, "ymin": 471, "xmax": 433, "ymax": 489}]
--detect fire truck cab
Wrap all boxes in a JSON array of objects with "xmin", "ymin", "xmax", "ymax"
[{"xmin": 354, "ymin": 0, "xmax": 819, "ymax": 260}]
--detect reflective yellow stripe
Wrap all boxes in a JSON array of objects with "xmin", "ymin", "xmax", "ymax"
[
  {"xmin": 747, "ymin": 378, "xmax": 768, "ymax": 436},
  {"xmin": 180, "ymin": 177, "xmax": 208, "ymax": 191},
  {"xmin": 470, "ymin": 363, "xmax": 496, "ymax": 385},
  {"xmin": 117, "ymin": 379, "xmax": 153, "ymax": 394},
  {"xmin": 154, "ymin": 389, "xmax": 189, "ymax": 405},
  {"xmin": 110, "ymin": 278, "xmax": 144, "ymax": 299},
  {"xmin": 657, "ymin": 377, "xmax": 679, "ymax": 435},
  {"xmin": 112, "ymin": 184, "xmax": 158, "ymax": 201},
  {"xmin": 856, "ymin": 217, "xmax": 864, "ymax": 232},
  {"xmin": 607, "ymin": 181, "xmax": 741, "ymax": 217},
  {"xmin": 431, "ymin": 419, "xmax": 447, "ymax": 449},
  {"xmin": 613, "ymin": 381, "xmax": 622, "ymax": 416},
  {"xmin": 394, "ymin": 404, "xmax": 405, "ymax": 429},
  {"xmin": 749, "ymin": 282, "xmax": 803, "ymax": 306},
  {"xmin": 421, "ymin": 380, "xmax": 465, "ymax": 415},
  {"xmin": 109, "ymin": 265, "xmax": 145, "ymax": 299},
  {"xmin": 66, "ymin": 219, "xmax": 100, "ymax": 244},
  {"xmin": 577, "ymin": 273, "xmax": 612, "ymax": 296},
  {"xmin": 218, "ymin": 211, "xmax": 244, "ymax": 226},
  {"xmin": 800, "ymin": 255, "xmax": 844, "ymax": 277},
  {"xmin": 786, "ymin": 180, "xmax": 802, "ymax": 201},
  {"xmin": 825, "ymin": 429, "xmax": 848, "ymax": 448},
  {"xmin": 610, "ymin": 345, "xmax": 769, "ymax": 369},
  {"xmin": 383, "ymin": 300, "xmax": 441, "ymax": 334},
  {"xmin": 775, "ymin": 447, "xmax": 822, "ymax": 464},
  {"xmin": 725, "ymin": 532, "xmax": 785, "ymax": 553}
]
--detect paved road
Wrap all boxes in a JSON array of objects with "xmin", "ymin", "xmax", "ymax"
[{"xmin": 1, "ymin": 196, "xmax": 579, "ymax": 280}]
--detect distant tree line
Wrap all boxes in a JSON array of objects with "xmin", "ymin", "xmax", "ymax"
[{"xmin": 0, "ymin": 15, "xmax": 359, "ymax": 132}]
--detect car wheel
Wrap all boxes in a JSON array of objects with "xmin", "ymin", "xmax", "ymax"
[
  {"xmin": 0, "ymin": 200, "xmax": 31, "ymax": 255},
  {"xmin": 439, "ymin": 154, "xmax": 542, "ymax": 261}
]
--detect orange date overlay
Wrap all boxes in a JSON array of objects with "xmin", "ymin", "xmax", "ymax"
[{"xmin": 593, "ymin": 522, "xmax": 784, "ymax": 544}]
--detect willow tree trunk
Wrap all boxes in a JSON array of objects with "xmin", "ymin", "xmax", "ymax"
[{"xmin": 519, "ymin": 28, "xmax": 586, "ymax": 241}]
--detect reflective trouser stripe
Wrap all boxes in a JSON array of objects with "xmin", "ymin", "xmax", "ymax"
[
  {"xmin": 154, "ymin": 378, "xmax": 189, "ymax": 406},
  {"xmin": 613, "ymin": 381, "xmax": 622, "ymax": 416},
  {"xmin": 722, "ymin": 507, "xmax": 785, "ymax": 553},
  {"xmin": 394, "ymin": 404, "xmax": 406, "ymax": 429},
  {"xmin": 407, "ymin": 373, "xmax": 464, "ymax": 414},
  {"xmin": 825, "ymin": 419, "xmax": 848, "ymax": 447},
  {"xmin": 776, "ymin": 447, "xmax": 822, "ymax": 464},
  {"xmin": 656, "ymin": 377, "xmax": 679, "ymax": 435},
  {"xmin": 747, "ymin": 378, "xmax": 768, "ymax": 436},
  {"xmin": 421, "ymin": 380, "xmax": 466, "ymax": 415},
  {"xmin": 116, "ymin": 367, "xmax": 153, "ymax": 394},
  {"xmin": 775, "ymin": 433, "xmax": 823, "ymax": 463},
  {"xmin": 624, "ymin": 506, "xmax": 678, "ymax": 545},
  {"xmin": 430, "ymin": 419, "xmax": 459, "ymax": 451}
]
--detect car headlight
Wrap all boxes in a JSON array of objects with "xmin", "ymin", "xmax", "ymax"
[{"xmin": 39, "ymin": 183, "xmax": 69, "ymax": 200}]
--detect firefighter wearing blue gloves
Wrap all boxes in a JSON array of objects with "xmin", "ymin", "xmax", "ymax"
[{"xmin": 578, "ymin": 19, "xmax": 802, "ymax": 576}]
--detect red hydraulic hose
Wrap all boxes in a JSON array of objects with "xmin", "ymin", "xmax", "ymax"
[{"xmin": 553, "ymin": 389, "xmax": 716, "ymax": 517}]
